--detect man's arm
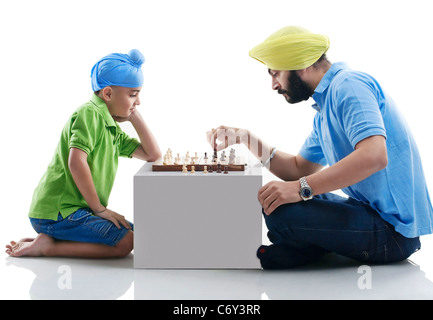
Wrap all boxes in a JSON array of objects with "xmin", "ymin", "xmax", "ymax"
[
  {"xmin": 258, "ymin": 135, "xmax": 388, "ymax": 214},
  {"xmin": 207, "ymin": 125, "xmax": 323, "ymax": 180},
  {"xmin": 68, "ymin": 147, "xmax": 131, "ymax": 229}
]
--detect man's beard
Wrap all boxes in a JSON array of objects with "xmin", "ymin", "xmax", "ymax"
[{"xmin": 278, "ymin": 71, "xmax": 314, "ymax": 104}]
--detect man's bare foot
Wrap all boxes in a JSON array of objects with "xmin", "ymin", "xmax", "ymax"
[{"xmin": 5, "ymin": 234, "xmax": 54, "ymax": 257}]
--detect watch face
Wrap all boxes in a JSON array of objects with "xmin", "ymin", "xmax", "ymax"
[{"xmin": 301, "ymin": 187, "xmax": 313, "ymax": 198}]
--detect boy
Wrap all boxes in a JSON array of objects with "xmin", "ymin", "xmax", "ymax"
[{"xmin": 6, "ymin": 49, "xmax": 161, "ymax": 258}]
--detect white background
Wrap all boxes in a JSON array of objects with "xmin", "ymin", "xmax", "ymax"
[{"xmin": 1, "ymin": 0, "xmax": 432, "ymax": 248}]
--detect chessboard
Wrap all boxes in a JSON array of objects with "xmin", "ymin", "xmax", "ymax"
[{"xmin": 152, "ymin": 148, "xmax": 245, "ymax": 172}]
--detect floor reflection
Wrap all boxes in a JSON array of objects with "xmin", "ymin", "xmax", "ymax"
[
  {"xmin": 5, "ymin": 255, "xmax": 134, "ymax": 300},
  {"xmin": 5, "ymin": 253, "xmax": 433, "ymax": 300}
]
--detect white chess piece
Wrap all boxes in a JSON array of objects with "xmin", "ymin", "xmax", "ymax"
[{"xmin": 182, "ymin": 163, "xmax": 188, "ymax": 173}]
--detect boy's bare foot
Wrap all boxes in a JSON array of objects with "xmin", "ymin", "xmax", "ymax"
[{"xmin": 5, "ymin": 234, "xmax": 53, "ymax": 257}]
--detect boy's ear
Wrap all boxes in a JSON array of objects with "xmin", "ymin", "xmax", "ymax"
[{"xmin": 101, "ymin": 86, "xmax": 113, "ymax": 101}]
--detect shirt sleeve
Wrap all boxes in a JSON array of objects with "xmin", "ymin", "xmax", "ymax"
[
  {"xmin": 299, "ymin": 118, "xmax": 327, "ymax": 166},
  {"xmin": 69, "ymin": 107, "xmax": 102, "ymax": 154},
  {"xmin": 333, "ymin": 76, "xmax": 387, "ymax": 148},
  {"xmin": 117, "ymin": 131, "xmax": 141, "ymax": 158}
]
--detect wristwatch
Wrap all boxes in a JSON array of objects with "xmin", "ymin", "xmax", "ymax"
[{"xmin": 299, "ymin": 176, "xmax": 313, "ymax": 201}]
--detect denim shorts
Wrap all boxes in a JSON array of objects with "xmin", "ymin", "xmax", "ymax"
[{"xmin": 30, "ymin": 208, "xmax": 133, "ymax": 246}]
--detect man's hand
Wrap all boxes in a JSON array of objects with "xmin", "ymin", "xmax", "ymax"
[
  {"xmin": 206, "ymin": 125, "xmax": 249, "ymax": 151},
  {"xmin": 258, "ymin": 180, "xmax": 302, "ymax": 215}
]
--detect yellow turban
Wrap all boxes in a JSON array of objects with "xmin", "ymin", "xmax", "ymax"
[{"xmin": 249, "ymin": 26, "xmax": 330, "ymax": 71}]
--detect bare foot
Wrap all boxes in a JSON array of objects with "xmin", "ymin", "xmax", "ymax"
[
  {"xmin": 8, "ymin": 238, "xmax": 35, "ymax": 247},
  {"xmin": 5, "ymin": 234, "xmax": 54, "ymax": 257}
]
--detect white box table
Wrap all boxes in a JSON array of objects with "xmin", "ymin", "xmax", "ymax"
[{"xmin": 134, "ymin": 162, "xmax": 263, "ymax": 269}]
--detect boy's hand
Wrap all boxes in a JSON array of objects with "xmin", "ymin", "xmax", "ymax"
[
  {"xmin": 112, "ymin": 114, "xmax": 131, "ymax": 123},
  {"xmin": 112, "ymin": 109, "xmax": 141, "ymax": 123},
  {"xmin": 94, "ymin": 208, "xmax": 131, "ymax": 229}
]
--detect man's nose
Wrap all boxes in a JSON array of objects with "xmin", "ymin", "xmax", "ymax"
[{"xmin": 272, "ymin": 78, "xmax": 280, "ymax": 91}]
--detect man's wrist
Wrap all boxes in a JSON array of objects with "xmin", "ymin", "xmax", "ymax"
[{"xmin": 263, "ymin": 147, "xmax": 277, "ymax": 167}]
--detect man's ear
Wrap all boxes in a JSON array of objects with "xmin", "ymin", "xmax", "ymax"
[
  {"xmin": 296, "ymin": 68, "xmax": 308, "ymax": 77},
  {"xmin": 296, "ymin": 67, "xmax": 314, "ymax": 83},
  {"xmin": 101, "ymin": 86, "xmax": 113, "ymax": 101}
]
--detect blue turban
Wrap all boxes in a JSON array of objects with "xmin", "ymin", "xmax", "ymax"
[{"xmin": 90, "ymin": 49, "xmax": 145, "ymax": 91}]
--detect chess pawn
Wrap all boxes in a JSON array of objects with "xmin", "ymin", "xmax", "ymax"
[
  {"xmin": 203, "ymin": 166, "xmax": 208, "ymax": 174},
  {"xmin": 191, "ymin": 165, "xmax": 195, "ymax": 174},
  {"xmin": 182, "ymin": 163, "xmax": 188, "ymax": 173}
]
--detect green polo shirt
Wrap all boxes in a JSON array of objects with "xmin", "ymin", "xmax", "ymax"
[{"xmin": 29, "ymin": 94, "xmax": 141, "ymax": 220}]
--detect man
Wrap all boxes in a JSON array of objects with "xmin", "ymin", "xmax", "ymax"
[{"xmin": 207, "ymin": 26, "xmax": 433, "ymax": 268}]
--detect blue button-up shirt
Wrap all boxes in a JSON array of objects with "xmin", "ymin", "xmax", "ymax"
[{"xmin": 300, "ymin": 62, "xmax": 433, "ymax": 237}]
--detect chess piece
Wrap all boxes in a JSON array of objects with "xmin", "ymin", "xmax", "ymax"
[
  {"xmin": 163, "ymin": 152, "xmax": 170, "ymax": 165},
  {"xmin": 182, "ymin": 163, "xmax": 188, "ymax": 173},
  {"xmin": 224, "ymin": 166, "xmax": 228, "ymax": 174},
  {"xmin": 220, "ymin": 150, "xmax": 226, "ymax": 162},
  {"xmin": 217, "ymin": 163, "xmax": 222, "ymax": 173},
  {"xmin": 191, "ymin": 165, "xmax": 195, "ymax": 174},
  {"xmin": 174, "ymin": 153, "xmax": 181, "ymax": 165},
  {"xmin": 203, "ymin": 166, "xmax": 208, "ymax": 174},
  {"xmin": 229, "ymin": 148, "xmax": 236, "ymax": 164},
  {"xmin": 212, "ymin": 149, "xmax": 217, "ymax": 163}
]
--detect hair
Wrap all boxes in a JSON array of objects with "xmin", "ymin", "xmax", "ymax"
[{"xmin": 312, "ymin": 53, "xmax": 331, "ymax": 69}]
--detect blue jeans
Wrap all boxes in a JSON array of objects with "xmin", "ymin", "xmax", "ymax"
[
  {"xmin": 260, "ymin": 193, "xmax": 421, "ymax": 268},
  {"xmin": 30, "ymin": 208, "xmax": 133, "ymax": 246}
]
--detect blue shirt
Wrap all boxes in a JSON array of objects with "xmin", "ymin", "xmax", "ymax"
[{"xmin": 300, "ymin": 62, "xmax": 433, "ymax": 238}]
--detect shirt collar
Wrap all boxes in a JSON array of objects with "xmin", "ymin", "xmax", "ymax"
[
  {"xmin": 311, "ymin": 62, "xmax": 349, "ymax": 111},
  {"xmin": 90, "ymin": 94, "xmax": 117, "ymax": 128}
]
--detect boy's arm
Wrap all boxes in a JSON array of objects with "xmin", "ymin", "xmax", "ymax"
[
  {"xmin": 68, "ymin": 147, "xmax": 131, "ymax": 229},
  {"xmin": 119, "ymin": 110, "xmax": 161, "ymax": 162}
]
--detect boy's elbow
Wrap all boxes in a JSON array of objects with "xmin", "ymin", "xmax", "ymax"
[
  {"xmin": 147, "ymin": 151, "xmax": 162, "ymax": 162},
  {"xmin": 134, "ymin": 146, "xmax": 161, "ymax": 162}
]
